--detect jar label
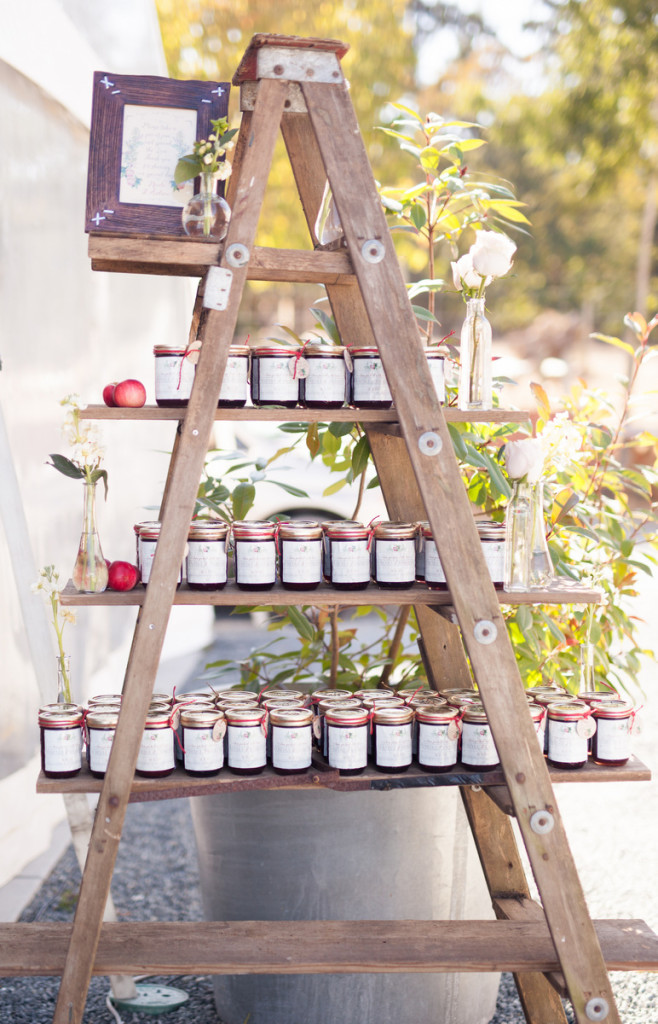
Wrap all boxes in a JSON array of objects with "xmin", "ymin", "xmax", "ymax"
[
  {"xmin": 481, "ymin": 540, "xmax": 505, "ymax": 584},
  {"xmin": 187, "ymin": 540, "xmax": 228, "ymax": 584},
  {"xmin": 219, "ymin": 356, "xmax": 248, "ymax": 402},
  {"xmin": 89, "ymin": 728, "xmax": 115, "ymax": 774},
  {"xmin": 418, "ymin": 722, "xmax": 458, "ymax": 767},
  {"xmin": 183, "ymin": 726, "xmax": 225, "ymax": 771},
  {"xmin": 155, "ymin": 355, "xmax": 194, "ymax": 400},
  {"xmin": 140, "ymin": 539, "xmax": 182, "ymax": 585},
  {"xmin": 330, "ymin": 539, "xmax": 371, "ymax": 584},
  {"xmin": 352, "ymin": 359, "xmax": 392, "ymax": 403},
  {"xmin": 375, "ymin": 722, "xmax": 412, "ymax": 767},
  {"xmin": 43, "ymin": 727, "xmax": 82, "ymax": 772},
  {"xmin": 374, "ymin": 538, "xmax": 416, "ymax": 583},
  {"xmin": 304, "ymin": 359, "xmax": 346, "ymax": 402},
  {"xmin": 136, "ymin": 727, "xmax": 175, "ymax": 772},
  {"xmin": 272, "ymin": 724, "xmax": 312, "ymax": 770},
  {"xmin": 228, "ymin": 723, "xmax": 267, "ymax": 768},
  {"xmin": 427, "ymin": 357, "xmax": 446, "ymax": 402},
  {"xmin": 424, "ymin": 540, "xmax": 446, "ymax": 584},
  {"xmin": 255, "ymin": 357, "xmax": 299, "ymax": 402},
  {"xmin": 461, "ymin": 721, "xmax": 499, "ymax": 767},
  {"xmin": 281, "ymin": 539, "xmax": 322, "ymax": 584},
  {"xmin": 235, "ymin": 539, "xmax": 276, "ymax": 585},
  {"xmin": 595, "ymin": 717, "xmax": 630, "ymax": 760},
  {"xmin": 548, "ymin": 720, "xmax": 588, "ymax": 764},
  {"xmin": 327, "ymin": 723, "xmax": 368, "ymax": 770}
]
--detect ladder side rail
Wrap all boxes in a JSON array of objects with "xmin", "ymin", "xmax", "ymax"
[
  {"xmin": 52, "ymin": 79, "xmax": 289, "ymax": 1024},
  {"xmin": 301, "ymin": 77, "xmax": 619, "ymax": 1024}
]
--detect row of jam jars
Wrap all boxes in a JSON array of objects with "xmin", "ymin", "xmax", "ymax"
[
  {"xmin": 250, "ymin": 345, "xmax": 350, "ymax": 408},
  {"xmin": 154, "ymin": 344, "xmax": 250, "ymax": 408}
]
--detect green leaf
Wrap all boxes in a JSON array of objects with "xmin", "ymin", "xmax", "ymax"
[
  {"xmin": 591, "ymin": 333, "xmax": 635, "ymax": 356},
  {"xmin": 174, "ymin": 155, "xmax": 201, "ymax": 186},
  {"xmin": 47, "ymin": 454, "xmax": 84, "ymax": 480},
  {"xmin": 269, "ymin": 481, "xmax": 309, "ymax": 498},
  {"xmin": 306, "ymin": 423, "xmax": 320, "ymax": 458},
  {"xmin": 329, "ymin": 421, "xmax": 355, "ymax": 438},
  {"xmin": 231, "ymin": 482, "xmax": 256, "ymax": 520},
  {"xmin": 409, "ymin": 204, "xmax": 427, "ymax": 230},
  {"xmin": 90, "ymin": 468, "xmax": 109, "ymax": 500},
  {"xmin": 323, "ymin": 478, "xmax": 348, "ymax": 497},
  {"xmin": 351, "ymin": 434, "xmax": 371, "ymax": 477},
  {"xmin": 411, "ymin": 304, "xmax": 439, "ymax": 323},
  {"xmin": 322, "ymin": 430, "xmax": 340, "ymax": 455},
  {"xmin": 447, "ymin": 425, "xmax": 468, "ymax": 460},
  {"xmin": 310, "ymin": 306, "xmax": 341, "ymax": 345},
  {"xmin": 285, "ymin": 606, "xmax": 316, "ymax": 641}
]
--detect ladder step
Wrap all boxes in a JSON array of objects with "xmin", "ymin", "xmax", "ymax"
[{"xmin": 2, "ymin": 919, "xmax": 656, "ymax": 976}]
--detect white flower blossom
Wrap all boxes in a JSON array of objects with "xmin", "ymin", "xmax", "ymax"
[
  {"xmin": 470, "ymin": 230, "xmax": 516, "ymax": 279},
  {"xmin": 504, "ymin": 437, "xmax": 544, "ymax": 482},
  {"xmin": 451, "ymin": 253, "xmax": 490, "ymax": 292},
  {"xmin": 215, "ymin": 161, "xmax": 232, "ymax": 181}
]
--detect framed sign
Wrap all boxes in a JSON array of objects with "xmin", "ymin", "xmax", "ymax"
[{"xmin": 85, "ymin": 73, "xmax": 230, "ymax": 236}]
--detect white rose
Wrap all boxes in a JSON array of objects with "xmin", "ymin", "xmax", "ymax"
[
  {"xmin": 470, "ymin": 230, "xmax": 516, "ymax": 279},
  {"xmin": 451, "ymin": 253, "xmax": 489, "ymax": 291},
  {"xmin": 504, "ymin": 438, "xmax": 544, "ymax": 482}
]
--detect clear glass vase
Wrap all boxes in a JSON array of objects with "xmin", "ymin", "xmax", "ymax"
[
  {"xmin": 57, "ymin": 655, "xmax": 72, "ymax": 704},
  {"xmin": 314, "ymin": 180, "xmax": 343, "ymax": 245},
  {"xmin": 72, "ymin": 481, "xmax": 108, "ymax": 593},
  {"xmin": 182, "ymin": 172, "xmax": 231, "ymax": 239},
  {"xmin": 503, "ymin": 479, "xmax": 532, "ymax": 592},
  {"xmin": 458, "ymin": 297, "xmax": 492, "ymax": 411},
  {"xmin": 528, "ymin": 477, "xmax": 556, "ymax": 589}
]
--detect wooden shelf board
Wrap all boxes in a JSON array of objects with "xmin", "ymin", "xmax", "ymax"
[
  {"xmin": 2, "ymin": 918, "xmax": 656, "ymax": 976},
  {"xmin": 78, "ymin": 403, "xmax": 531, "ymax": 424},
  {"xmin": 36, "ymin": 756, "xmax": 651, "ymax": 803}
]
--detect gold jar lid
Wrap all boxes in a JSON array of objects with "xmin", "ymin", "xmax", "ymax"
[
  {"xmin": 532, "ymin": 691, "xmax": 577, "ymax": 707},
  {"xmin": 151, "ymin": 692, "xmax": 173, "ymax": 706},
  {"xmin": 261, "ymin": 698, "xmax": 306, "ymax": 710},
  {"xmin": 40, "ymin": 702, "xmax": 82, "ymax": 714},
  {"xmin": 229, "ymin": 345, "xmax": 250, "ymax": 357},
  {"xmin": 577, "ymin": 690, "xmax": 619, "ymax": 705},
  {"xmin": 360, "ymin": 695, "xmax": 404, "ymax": 709},
  {"xmin": 461, "ymin": 703, "xmax": 490, "ymax": 724},
  {"xmin": 325, "ymin": 706, "xmax": 369, "ymax": 726},
  {"xmin": 324, "ymin": 521, "xmax": 368, "ymax": 539},
  {"xmin": 397, "ymin": 687, "xmax": 437, "ymax": 703},
  {"xmin": 225, "ymin": 707, "xmax": 268, "ymax": 725},
  {"xmin": 414, "ymin": 704, "xmax": 460, "ymax": 724},
  {"xmin": 180, "ymin": 708, "xmax": 225, "ymax": 728},
  {"xmin": 87, "ymin": 694, "xmax": 122, "ymax": 706},
  {"xmin": 278, "ymin": 521, "xmax": 323, "ymax": 540},
  {"xmin": 372, "ymin": 706, "xmax": 414, "ymax": 725},
  {"xmin": 214, "ymin": 690, "xmax": 256, "ymax": 704},
  {"xmin": 590, "ymin": 699, "xmax": 634, "ymax": 719},
  {"xmin": 232, "ymin": 520, "xmax": 277, "ymax": 539},
  {"xmin": 547, "ymin": 700, "xmax": 591, "ymax": 720},
  {"xmin": 476, "ymin": 521, "xmax": 505, "ymax": 540},
  {"xmin": 189, "ymin": 521, "xmax": 229, "ymax": 541},
  {"xmin": 304, "ymin": 344, "xmax": 345, "ymax": 358},
  {"xmin": 318, "ymin": 698, "xmax": 362, "ymax": 714},
  {"xmin": 269, "ymin": 707, "xmax": 314, "ymax": 727},
  {"xmin": 408, "ymin": 695, "xmax": 448, "ymax": 709},
  {"xmin": 350, "ymin": 347, "xmax": 380, "ymax": 357},
  {"xmin": 153, "ymin": 345, "xmax": 188, "ymax": 356},
  {"xmin": 86, "ymin": 710, "xmax": 120, "ymax": 729},
  {"xmin": 312, "ymin": 687, "xmax": 353, "ymax": 704},
  {"xmin": 144, "ymin": 711, "xmax": 172, "ymax": 729},
  {"xmin": 149, "ymin": 700, "xmax": 172, "ymax": 714},
  {"xmin": 38, "ymin": 707, "xmax": 83, "ymax": 727},
  {"xmin": 373, "ymin": 521, "xmax": 418, "ymax": 539},
  {"xmin": 259, "ymin": 688, "xmax": 306, "ymax": 701}
]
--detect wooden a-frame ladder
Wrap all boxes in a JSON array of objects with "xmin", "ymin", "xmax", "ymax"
[{"xmin": 51, "ymin": 34, "xmax": 630, "ymax": 1024}]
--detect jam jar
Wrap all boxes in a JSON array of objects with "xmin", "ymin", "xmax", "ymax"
[
  {"xmin": 415, "ymin": 522, "xmax": 428, "ymax": 581},
  {"xmin": 154, "ymin": 345, "xmax": 195, "ymax": 407},
  {"xmin": 531, "ymin": 692, "xmax": 578, "ymax": 753},
  {"xmin": 186, "ymin": 521, "xmax": 229, "ymax": 590},
  {"xmin": 325, "ymin": 521, "xmax": 371, "ymax": 590},
  {"xmin": 39, "ymin": 706, "xmax": 84, "ymax": 778},
  {"xmin": 139, "ymin": 523, "xmax": 183, "ymax": 586},
  {"xmin": 325, "ymin": 706, "xmax": 369, "ymax": 775},
  {"xmin": 372, "ymin": 706, "xmax": 414, "ymax": 773},
  {"xmin": 321, "ymin": 520, "xmax": 362, "ymax": 580},
  {"xmin": 232, "ymin": 521, "xmax": 277, "ymax": 590},
  {"xmin": 415, "ymin": 704, "xmax": 461, "ymax": 773},
  {"xmin": 476, "ymin": 521, "xmax": 506, "ymax": 587},
  {"xmin": 527, "ymin": 702, "xmax": 547, "ymax": 752},
  {"xmin": 460, "ymin": 704, "xmax": 500, "ymax": 771},
  {"xmin": 421, "ymin": 523, "xmax": 447, "ymax": 590},
  {"xmin": 180, "ymin": 709, "xmax": 226, "ymax": 776},
  {"xmin": 133, "ymin": 520, "xmax": 159, "ymax": 572},
  {"xmin": 270, "ymin": 707, "xmax": 314, "ymax": 774},
  {"xmin": 317, "ymin": 698, "xmax": 362, "ymax": 756},
  {"xmin": 425, "ymin": 347, "xmax": 446, "ymax": 403},
  {"xmin": 218, "ymin": 345, "xmax": 249, "ymax": 408},
  {"xmin": 250, "ymin": 346, "xmax": 300, "ymax": 407},
  {"xmin": 590, "ymin": 699, "xmax": 634, "ymax": 766},
  {"xmin": 226, "ymin": 706, "xmax": 268, "ymax": 775},
  {"xmin": 546, "ymin": 701, "xmax": 595, "ymax": 769},
  {"xmin": 86, "ymin": 710, "xmax": 119, "ymax": 778},
  {"xmin": 350, "ymin": 347, "xmax": 393, "ymax": 409},
  {"xmin": 372, "ymin": 521, "xmax": 417, "ymax": 589},
  {"xmin": 278, "ymin": 520, "xmax": 323, "ymax": 590},
  {"xmin": 300, "ymin": 345, "xmax": 349, "ymax": 409},
  {"xmin": 136, "ymin": 711, "xmax": 175, "ymax": 778}
]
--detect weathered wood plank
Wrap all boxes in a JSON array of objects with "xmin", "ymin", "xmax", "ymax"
[{"xmin": 78, "ymin": 403, "xmax": 530, "ymax": 424}]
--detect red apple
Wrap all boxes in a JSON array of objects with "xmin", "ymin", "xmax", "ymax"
[
  {"xmin": 102, "ymin": 382, "xmax": 118, "ymax": 407},
  {"xmin": 113, "ymin": 379, "xmax": 147, "ymax": 408},
  {"xmin": 107, "ymin": 561, "xmax": 139, "ymax": 591}
]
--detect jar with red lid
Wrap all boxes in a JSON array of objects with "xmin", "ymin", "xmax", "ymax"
[
  {"xmin": 153, "ymin": 345, "xmax": 195, "ymax": 407},
  {"xmin": 547, "ymin": 701, "xmax": 595, "ymax": 769},
  {"xmin": 325, "ymin": 521, "xmax": 371, "ymax": 590},
  {"xmin": 232, "ymin": 521, "xmax": 277, "ymax": 590},
  {"xmin": 39, "ymin": 707, "xmax": 84, "ymax": 778},
  {"xmin": 590, "ymin": 699, "xmax": 634, "ymax": 766},
  {"xmin": 136, "ymin": 711, "xmax": 176, "ymax": 778},
  {"xmin": 180, "ymin": 709, "xmax": 226, "ymax": 776},
  {"xmin": 372, "ymin": 521, "xmax": 417, "ymax": 589},
  {"xmin": 299, "ymin": 345, "xmax": 349, "ymax": 409},
  {"xmin": 349, "ymin": 347, "xmax": 393, "ymax": 409},
  {"xmin": 270, "ymin": 707, "xmax": 314, "ymax": 774},
  {"xmin": 325, "ymin": 706, "xmax": 369, "ymax": 775},
  {"xmin": 372, "ymin": 706, "xmax": 414, "ymax": 773},
  {"xmin": 250, "ymin": 346, "xmax": 300, "ymax": 407},
  {"xmin": 531, "ymin": 691, "xmax": 578, "ymax": 753},
  {"xmin": 278, "ymin": 520, "xmax": 323, "ymax": 590},
  {"xmin": 226, "ymin": 707, "xmax": 268, "ymax": 775},
  {"xmin": 218, "ymin": 345, "xmax": 249, "ymax": 408},
  {"xmin": 186, "ymin": 521, "xmax": 229, "ymax": 590},
  {"xmin": 138, "ymin": 523, "xmax": 182, "ymax": 586},
  {"xmin": 460, "ymin": 704, "xmax": 500, "ymax": 771},
  {"xmin": 415, "ymin": 704, "xmax": 461, "ymax": 772},
  {"xmin": 425, "ymin": 347, "xmax": 446, "ymax": 403},
  {"xmin": 86, "ymin": 710, "xmax": 119, "ymax": 778}
]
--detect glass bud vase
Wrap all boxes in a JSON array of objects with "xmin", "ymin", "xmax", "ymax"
[
  {"xmin": 72, "ymin": 481, "xmax": 108, "ymax": 593},
  {"xmin": 503, "ymin": 479, "xmax": 532, "ymax": 592},
  {"xmin": 57, "ymin": 656, "xmax": 72, "ymax": 704},
  {"xmin": 182, "ymin": 171, "xmax": 231, "ymax": 239},
  {"xmin": 528, "ymin": 477, "xmax": 555, "ymax": 589},
  {"xmin": 458, "ymin": 297, "xmax": 492, "ymax": 411},
  {"xmin": 314, "ymin": 180, "xmax": 343, "ymax": 245}
]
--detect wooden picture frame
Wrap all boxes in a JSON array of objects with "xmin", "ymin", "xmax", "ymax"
[{"xmin": 85, "ymin": 72, "xmax": 230, "ymax": 236}]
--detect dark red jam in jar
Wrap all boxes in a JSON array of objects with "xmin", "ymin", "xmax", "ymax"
[
  {"xmin": 325, "ymin": 521, "xmax": 371, "ymax": 590},
  {"xmin": 180, "ymin": 709, "xmax": 226, "ymax": 776},
  {"xmin": 250, "ymin": 346, "xmax": 300, "ymax": 407},
  {"xmin": 372, "ymin": 521, "xmax": 417, "ymax": 589},
  {"xmin": 218, "ymin": 345, "xmax": 249, "ymax": 408},
  {"xmin": 425, "ymin": 347, "xmax": 446, "ymax": 403},
  {"xmin": 415, "ymin": 704, "xmax": 461, "ymax": 773},
  {"xmin": 349, "ymin": 347, "xmax": 393, "ymax": 409},
  {"xmin": 270, "ymin": 707, "xmax": 314, "ymax": 774},
  {"xmin": 232, "ymin": 521, "xmax": 277, "ymax": 590},
  {"xmin": 460, "ymin": 704, "xmax": 500, "ymax": 772},
  {"xmin": 325, "ymin": 706, "xmax": 369, "ymax": 775},
  {"xmin": 372, "ymin": 706, "xmax": 414, "ymax": 773},
  {"xmin": 476, "ymin": 521, "xmax": 506, "ymax": 588},
  {"xmin": 278, "ymin": 520, "xmax": 323, "ymax": 590},
  {"xmin": 86, "ymin": 710, "xmax": 119, "ymax": 778},
  {"xmin": 154, "ymin": 345, "xmax": 195, "ymax": 407},
  {"xmin": 421, "ymin": 523, "xmax": 447, "ymax": 590},
  {"xmin": 136, "ymin": 711, "xmax": 175, "ymax": 778},
  {"xmin": 226, "ymin": 707, "xmax": 268, "ymax": 775},
  {"xmin": 299, "ymin": 345, "xmax": 348, "ymax": 409},
  {"xmin": 186, "ymin": 521, "xmax": 229, "ymax": 590},
  {"xmin": 39, "ymin": 706, "xmax": 83, "ymax": 778},
  {"xmin": 139, "ymin": 523, "xmax": 182, "ymax": 587},
  {"xmin": 546, "ymin": 701, "xmax": 594, "ymax": 769},
  {"xmin": 590, "ymin": 699, "xmax": 634, "ymax": 766}
]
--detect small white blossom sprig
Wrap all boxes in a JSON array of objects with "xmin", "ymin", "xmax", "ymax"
[
  {"xmin": 451, "ymin": 229, "xmax": 517, "ymax": 300},
  {"xmin": 48, "ymin": 395, "xmax": 108, "ymax": 498},
  {"xmin": 32, "ymin": 565, "xmax": 76, "ymax": 702},
  {"xmin": 174, "ymin": 116, "xmax": 238, "ymax": 187}
]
